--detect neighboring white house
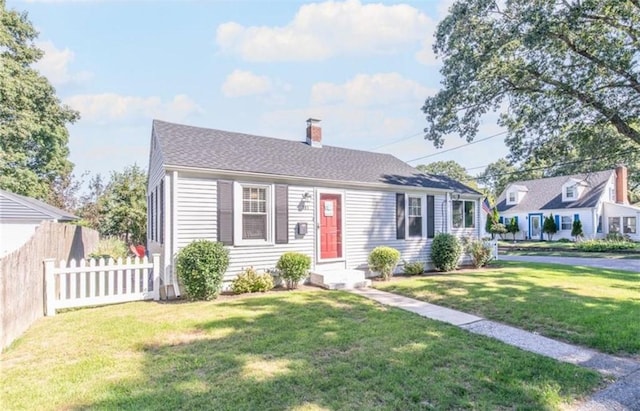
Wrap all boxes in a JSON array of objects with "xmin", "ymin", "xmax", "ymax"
[
  {"xmin": 0, "ymin": 189, "xmax": 78, "ymax": 257},
  {"xmin": 147, "ymin": 119, "xmax": 483, "ymax": 290},
  {"xmin": 496, "ymin": 166, "xmax": 640, "ymax": 241}
]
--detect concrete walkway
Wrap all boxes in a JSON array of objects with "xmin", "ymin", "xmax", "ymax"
[
  {"xmin": 500, "ymin": 254, "xmax": 640, "ymax": 272},
  {"xmin": 350, "ymin": 288, "xmax": 640, "ymax": 410}
]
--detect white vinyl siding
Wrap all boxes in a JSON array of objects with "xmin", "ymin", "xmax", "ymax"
[{"xmin": 176, "ymin": 177, "xmax": 217, "ymax": 248}]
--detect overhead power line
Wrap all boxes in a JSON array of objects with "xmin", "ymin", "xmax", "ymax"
[{"xmin": 404, "ymin": 131, "xmax": 508, "ymax": 163}]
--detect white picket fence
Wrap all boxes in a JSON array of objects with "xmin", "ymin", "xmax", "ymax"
[
  {"xmin": 487, "ymin": 240, "xmax": 499, "ymax": 260},
  {"xmin": 44, "ymin": 254, "xmax": 160, "ymax": 316}
]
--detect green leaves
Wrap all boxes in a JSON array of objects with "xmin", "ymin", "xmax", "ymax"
[
  {"xmin": 423, "ymin": 0, "xmax": 640, "ymax": 156},
  {"xmin": 0, "ymin": 4, "xmax": 78, "ymax": 200}
]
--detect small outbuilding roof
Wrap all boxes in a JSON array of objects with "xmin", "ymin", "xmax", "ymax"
[
  {"xmin": 0, "ymin": 188, "xmax": 78, "ymax": 222},
  {"xmin": 152, "ymin": 120, "xmax": 480, "ymax": 194}
]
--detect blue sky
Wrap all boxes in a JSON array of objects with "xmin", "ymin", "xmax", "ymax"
[{"xmin": 10, "ymin": 0, "xmax": 510, "ymax": 180}]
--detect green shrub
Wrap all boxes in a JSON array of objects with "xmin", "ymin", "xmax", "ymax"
[
  {"xmin": 491, "ymin": 223, "xmax": 508, "ymax": 239},
  {"xmin": 368, "ymin": 246, "xmax": 401, "ymax": 280},
  {"xmin": 557, "ymin": 238, "xmax": 573, "ymax": 243},
  {"xmin": 571, "ymin": 220, "xmax": 584, "ymax": 240},
  {"xmin": 543, "ymin": 214, "xmax": 557, "ymax": 241},
  {"xmin": 89, "ymin": 237, "xmax": 127, "ymax": 260},
  {"xmin": 605, "ymin": 232, "xmax": 627, "ymax": 242},
  {"xmin": 430, "ymin": 233, "xmax": 462, "ymax": 272},
  {"xmin": 463, "ymin": 237, "xmax": 494, "ymax": 268},
  {"xmin": 231, "ymin": 267, "xmax": 274, "ymax": 294},
  {"xmin": 176, "ymin": 240, "xmax": 229, "ymax": 300},
  {"xmin": 506, "ymin": 219, "xmax": 520, "ymax": 241},
  {"xmin": 402, "ymin": 260, "xmax": 425, "ymax": 276},
  {"xmin": 276, "ymin": 252, "xmax": 311, "ymax": 289},
  {"xmin": 576, "ymin": 239, "xmax": 637, "ymax": 252}
]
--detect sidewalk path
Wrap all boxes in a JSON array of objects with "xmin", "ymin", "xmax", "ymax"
[
  {"xmin": 500, "ymin": 255, "xmax": 640, "ymax": 272},
  {"xmin": 350, "ymin": 288, "xmax": 640, "ymax": 410}
]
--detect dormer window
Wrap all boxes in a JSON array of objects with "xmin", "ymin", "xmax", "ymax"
[
  {"xmin": 508, "ymin": 192, "xmax": 516, "ymax": 203},
  {"xmin": 566, "ymin": 186, "xmax": 576, "ymax": 199}
]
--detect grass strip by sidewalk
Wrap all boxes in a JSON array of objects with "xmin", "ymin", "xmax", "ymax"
[
  {"xmin": 1, "ymin": 291, "xmax": 600, "ymax": 410},
  {"xmin": 377, "ymin": 261, "xmax": 640, "ymax": 357}
]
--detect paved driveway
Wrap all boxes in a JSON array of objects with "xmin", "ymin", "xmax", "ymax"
[{"xmin": 500, "ymin": 255, "xmax": 640, "ymax": 272}]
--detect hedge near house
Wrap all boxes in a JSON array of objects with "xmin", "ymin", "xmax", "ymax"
[
  {"xmin": 176, "ymin": 240, "xmax": 229, "ymax": 300},
  {"xmin": 368, "ymin": 246, "xmax": 401, "ymax": 280},
  {"xmin": 431, "ymin": 233, "xmax": 462, "ymax": 272},
  {"xmin": 276, "ymin": 252, "xmax": 311, "ymax": 289}
]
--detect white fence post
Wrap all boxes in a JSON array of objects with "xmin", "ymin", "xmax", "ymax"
[
  {"xmin": 152, "ymin": 253, "xmax": 160, "ymax": 301},
  {"xmin": 44, "ymin": 258, "xmax": 56, "ymax": 316}
]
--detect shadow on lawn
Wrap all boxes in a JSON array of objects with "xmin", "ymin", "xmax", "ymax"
[
  {"xmin": 74, "ymin": 292, "xmax": 599, "ymax": 411},
  {"xmin": 382, "ymin": 264, "xmax": 640, "ymax": 356}
]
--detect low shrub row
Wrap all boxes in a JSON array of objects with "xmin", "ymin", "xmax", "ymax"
[{"xmin": 576, "ymin": 239, "xmax": 638, "ymax": 252}]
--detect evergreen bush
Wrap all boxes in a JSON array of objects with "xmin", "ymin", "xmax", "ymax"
[
  {"xmin": 402, "ymin": 260, "xmax": 425, "ymax": 276},
  {"xmin": 276, "ymin": 252, "xmax": 311, "ymax": 289},
  {"xmin": 571, "ymin": 220, "xmax": 584, "ymax": 240},
  {"xmin": 176, "ymin": 240, "xmax": 229, "ymax": 300},
  {"xmin": 368, "ymin": 246, "xmax": 401, "ymax": 280},
  {"xmin": 231, "ymin": 267, "xmax": 274, "ymax": 294},
  {"xmin": 543, "ymin": 214, "xmax": 558, "ymax": 241},
  {"xmin": 431, "ymin": 233, "xmax": 462, "ymax": 272}
]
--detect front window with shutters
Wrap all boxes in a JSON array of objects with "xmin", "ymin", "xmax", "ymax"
[
  {"xmin": 242, "ymin": 186, "xmax": 268, "ymax": 240},
  {"xmin": 561, "ymin": 216, "xmax": 572, "ymax": 230},
  {"xmin": 408, "ymin": 196, "xmax": 422, "ymax": 237},
  {"xmin": 233, "ymin": 183, "xmax": 273, "ymax": 245},
  {"xmin": 452, "ymin": 200, "xmax": 475, "ymax": 229}
]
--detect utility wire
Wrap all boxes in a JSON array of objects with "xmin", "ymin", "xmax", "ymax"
[
  {"xmin": 369, "ymin": 131, "xmax": 424, "ymax": 151},
  {"xmin": 404, "ymin": 131, "xmax": 508, "ymax": 163}
]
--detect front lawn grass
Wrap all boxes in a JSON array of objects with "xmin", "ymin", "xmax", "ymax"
[
  {"xmin": 1, "ymin": 291, "xmax": 601, "ymax": 410},
  {"xmin": 377, "ymin": 261, "xmax": 640, "ymax": 357}
]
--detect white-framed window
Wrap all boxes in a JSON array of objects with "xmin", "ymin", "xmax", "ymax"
[
  {"xmin": 609, "ymin": 188, "xmax": 616, "ymax": 201},
  {"xmin": 566, "ymin": 186, "xmax": 576, "ymax": 199},
  {"xmin": 508, "ymin": 192, "xmax": 516, "ymax": 203},
  {"xmin": 408, "ymin": 196, "xmax": 423, "ymax": 237},
  {"xmin": 453, "ymin": 200, "xmax": 475, "ymax": 228},
  {"xmin": 623, "ymin": 217, "xmax": 637, "ymax": 234},
  {"xmin": 234, "ymin": 183, "xmax": 272, "ymax": 245},
  {"xmin": 608, "ymin": 217, "xmax": 621, "ymax": 233},
  {"xmin": 561, "ymin": 216, "xmax": 572, "ymax": 230}
]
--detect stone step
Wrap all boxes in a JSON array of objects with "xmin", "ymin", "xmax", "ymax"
[{"xmin": 309, "ymin": 269, "xmax": 371, "ymax": 290}]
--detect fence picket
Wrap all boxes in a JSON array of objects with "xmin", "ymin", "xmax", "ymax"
[
  {"xmin": 79, "ymin": 259, "xmax": 87, "ymax": 299},
  {"xmin": 89, "ymin": 258, "xmax": 97, "ymax": 298},
  {"xmin": 69, "ymin": 259, "xmax": 77, "ymax": 299},
  {"xmin": 59, "ymin": 260, "xmax": 67, "ymax": 300}
]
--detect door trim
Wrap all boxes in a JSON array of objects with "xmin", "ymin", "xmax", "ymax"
[
  {"xmin": 528, "ymin": 213, "xmax": 543, "ymax": 240},
  {"xmin": 316, "ymin": 190, "xmax": 345, "ymax": 263}
]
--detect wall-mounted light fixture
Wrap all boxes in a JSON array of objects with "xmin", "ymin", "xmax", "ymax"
[{"xmin": 302, "ymin": 192, "xmax": 312, "ymax": 201}]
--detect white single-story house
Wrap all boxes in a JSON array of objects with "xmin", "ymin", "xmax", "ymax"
[
  {"xmin": 0, "ymin": 188, "xmax": 78, "ymax": 257},
  {"xmin": 147, "ymin": 119, "xmax": 483, "ymax": 290},
  {"xmin": 496, "ymin": 166, "xmax": 640, "ymax": 241}
]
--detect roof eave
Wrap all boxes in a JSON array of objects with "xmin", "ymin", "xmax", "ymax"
[{"xmin": 163, "ymin": 164, "xmax": 481, "ymax": 195}]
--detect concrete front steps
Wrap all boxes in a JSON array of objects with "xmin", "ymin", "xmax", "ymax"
[{"xmin": 309, "ymin": 269, "xmax": 371, "ymax": 290}]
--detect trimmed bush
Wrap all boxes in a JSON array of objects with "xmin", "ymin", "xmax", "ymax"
[
  {"xmin": 231, "ymin": 267, "xmax": 274, "ymax": 294},
  {"xmin": 89, "ymin": 237, "xmax": 127, "ymax": 260},
  {"xmin": 576, "ymin": 239, "xmax": 637, "ymax": 252},
  {"xmin": 403, "ymin": 260, "xmax": 425, "ymax": 276},
  {"xmin": 176, "ymin": 240, "xmax": 229, "ymax": 300},
  {"xmin": 431, "ymin": 233, "xmax": 462, "ymax": 272},
  {"xmin": 463, "ymin": 237, "xmax": 494, "ymax": 268},
  {"xmin": 571, "ymin": 220, "xmax": 584, "ymax": 240},
  {"xmin": 276, "ymin": 252, "xmax": 311, "ymax": 289},
  {"xmin": 368, "ymin": 246, "xmax": 401, "ymax": 280},
  {"xmin": 543, "ymin": 214, "xmax": 557, "ymax": 241}
]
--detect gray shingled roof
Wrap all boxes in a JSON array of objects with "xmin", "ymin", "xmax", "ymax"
[
  {"xmin": 152, "ymin": 120, "xmax": 479, "ymax": 194},
  {"xmin": 496, "ymin": 169, "xmax": 614, "ymax": 212},
  {"xmin": 0, "ymin": 188, "xmax": 77, "ymax": 221}
]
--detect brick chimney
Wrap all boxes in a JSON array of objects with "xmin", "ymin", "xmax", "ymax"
[
  {"xmin": 306, "ymin": 118, "xmax": 322, "ymax": 148},
  {"xmin": 615, "ymin": 165, "xmax": 628, "ymax": 204}
]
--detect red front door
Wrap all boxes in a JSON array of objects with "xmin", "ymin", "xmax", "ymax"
[{"xmin": 320, "ymin": 193, "xmax": 342, "ymax": 259}]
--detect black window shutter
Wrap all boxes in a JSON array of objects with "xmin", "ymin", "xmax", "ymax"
[
  {"xmin": 427, "ymin": 195, "xmax": 435, "ymax": 238},
  {"xmin": 217, "ymin": 180, "xmax": 234, "ymax": 245},
  {"xmin": 159, "ymin": 181, "xmax": 164, "ymax": 244},
  {"xmin": 275, "ymin": 185, "xmax": 289, "ymax": 244},
  {"xmin": 396, "ymin": 193, "xmax": 405, "ymax": 240}
]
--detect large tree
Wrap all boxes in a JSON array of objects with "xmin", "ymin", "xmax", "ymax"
[
  {"xmin": 0, "ymin": 4, "xmax": 79, "ymax": 200},
  {"xmin": 422, "ymin": 0, "xmax": 640, "ymax": 164},
  {"xmin": 99, "ymin": 165, "xmax": 147, "ymax": 245},
  {"xmin": 476, "ymin": 158, "xmax": 518, "ymax": 199},
  {"xmin": 416, "ymin": 160, "xmax": 477, "ymax": 187}
]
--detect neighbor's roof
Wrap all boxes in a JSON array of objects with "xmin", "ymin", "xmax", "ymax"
[
  {"xmin": 496, "ymin": 169, "xmax": 614, "ymax": 212},
  {"xmin": 0, "ymin": 189, "xmax": 77, "ymax": 221},
  {"xmin": 152, "ymin": 120, "xmax": 480, "ymax": 194}
]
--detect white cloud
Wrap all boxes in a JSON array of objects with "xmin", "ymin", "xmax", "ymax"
[
  {"xmin": 311, "ymin": 73, "xmax": 433, "ymax": 107},
  {"xmin": 33, "ymin": 41, "xmax": 92, "ymax": 86},
  {"xmin": 221, "ymin": 69, "xmax": 273, "ymax": 97},
  {"xmin": 65, "ymin": 93, "xmax": 203, "ymax": 124},
  {"xmin": 415, "ymin": 0, "xmax": 456, "ymax": 65},
  {"xmin": 216, "ymin": 0, "xmax": 433, "ymax": 62}
]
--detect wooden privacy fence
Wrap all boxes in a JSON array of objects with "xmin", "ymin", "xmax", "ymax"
[{"xmin": 44, "ymin": 254, "xmax": 160, "ymax": 316}]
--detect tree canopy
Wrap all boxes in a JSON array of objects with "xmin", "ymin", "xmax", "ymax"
[
  {"xmin": 423, "ymin": 0, "xmax": 640, "ymax": 165},
  {"xmin": 0, "ymin": 4, "xmax": 79, "ymax": 200},
  {"xmin": 416, "ymin": 160, "xmax": 477, "ymax": 188}
]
